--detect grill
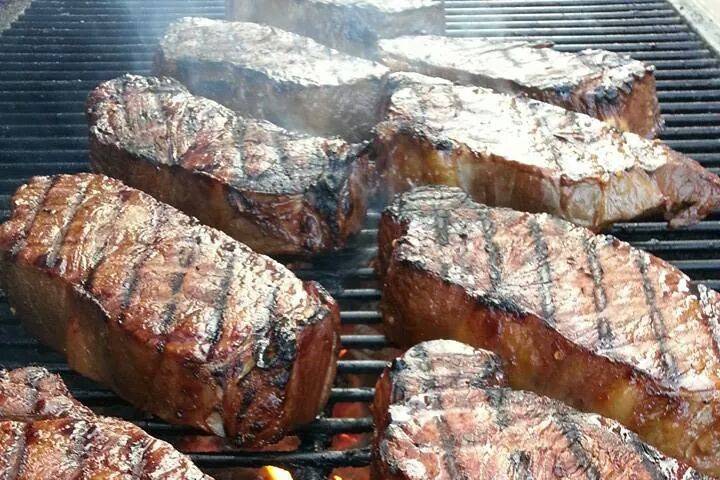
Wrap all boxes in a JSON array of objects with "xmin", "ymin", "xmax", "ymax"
[{"xmin": 0, "ymin": 0, "xmax": 719, "ymax": 478}]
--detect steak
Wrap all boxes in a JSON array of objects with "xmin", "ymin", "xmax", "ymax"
[
  {"xmin": 154, "ymin": 17, "xmax": 389, "ymax": 141},
  {"xmin": 0, "ymin": 173, "xmax": 340, "ymax": 447},
  {"xmin": 378, "ymin": 186, "xmax": 720, "ymax": 475},
  {"xmin": 0, "ymin": 366, "xmax": 210, "ymax": 479},
  {"xmin": 87, "ymin": 74, "xmax": 370, "ymax": 256},
  {"xmin": 378, "ymin": 36, "xmax": 661, "ymax": 137},
  {"xmin": 225, "ymin": 0, "xmax": 444, "ymax": 59},
  {"xmin": 373, "ymin": 341, "xmax": 707, "ymax": 480},
  {"xmin": 373, "ymin": 80, "xmax": 720, "ymax": 230}
]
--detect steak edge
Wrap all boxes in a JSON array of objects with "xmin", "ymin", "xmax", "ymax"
[
  {"xmin": 378, "ymin": 35, "xmax": 661, "ymax": 137},
  {"xmin": 378, "ymin": 185, "xmax": 720, "ymax": 475},
  {"xmin": 0, "ymin": 173, "xmax": 340, "ymax": 446},
  {"xmin": 87, "ymin": 74, "xmax": 370, "ymax": 256},
  {"xmin": 372, "ymin": 340, "xmax": 706, "ymax": 480}
]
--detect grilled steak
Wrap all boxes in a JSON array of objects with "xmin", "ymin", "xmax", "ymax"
[
  {"xmin": 373, "ymin": 341, "xmax": 707, "ymax": 480},
  {"xmin": 378, "ymin": 36, "xmax": 661, "ymax": 137},
  {"xmin": 0, "ymin": 173, "xmax": 340, "ymax": 446},
  {"xmin": 226, "ymin": 0, "xmax": 444, "ymax": 59},
  {"xmin": 87, "ymin": 74, "xmax": 370, "ymax": 256},
  {"xmin": 378, "ymin": 186, "xmax": 720, "ymax": 475},
  {"xmin": 154, "ymin": 17, "xmax": 389, "ymax": 141},
  {"xmin": 0, "ymin": 367, "xmax": 210, "ymax": 479},
  {"xmin": 374, "ymin": 80, "xmax": 720, "ymax": 230}
]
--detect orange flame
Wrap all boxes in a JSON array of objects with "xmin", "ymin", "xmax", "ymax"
[{"xmin": 258, "ymin": 466, "xmax": 293, "ymax": 480}]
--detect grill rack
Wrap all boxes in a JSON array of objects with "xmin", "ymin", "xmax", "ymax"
[{"xmin": 0, "ymin": 0, "xmax": 720, "ymax": 477}]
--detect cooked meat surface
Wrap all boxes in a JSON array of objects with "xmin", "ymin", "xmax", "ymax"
[
  {"xmin": 378, "ymin": 36, "xmax": 661, "ymax": 137},
  {"xmin": 87, "ymin": 74, "xmax": 370, "ymax": 256},
  {"xmin": 378, "ymin": 186, "xmax": 720, "ymax": 475},
  {"xmin": 0, "ymin": 173, "xmax": 340, "ymax": 447},
  {"xmin": 226, "ymin": 0, "xmax": 444, "ymax": 59},
  {"xmin": 0, "ymin": 367, "xmax": 210, "ymax": 479},
  {"xmin": 374, "ymin": 80, "xmax": 720, "ymax": 230},
  {"xmin": 373, "ymin": 341, "xmax": 707, "ymax": 480},
  {"xmin": 154, "ymin": 17, "xmax": 389, "ymax": 141}
]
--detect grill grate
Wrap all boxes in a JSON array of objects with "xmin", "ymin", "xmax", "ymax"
[{"xmin": 0, "ymin": 0, "xmax": 719, "ymax": 477}]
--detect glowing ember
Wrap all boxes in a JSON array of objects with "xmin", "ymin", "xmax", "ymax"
[
  {"xmin": 339, "ymin": 348, "xmax": 349, "ymax": 358},
  {"xmin": 258, "ymin": 466, "xmax": 293, "ymax": 480}
]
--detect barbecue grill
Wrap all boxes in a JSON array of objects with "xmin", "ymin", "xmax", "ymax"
[{"xmin": 0, "ymin": 0, "xmax": 719, "ymax": 478}]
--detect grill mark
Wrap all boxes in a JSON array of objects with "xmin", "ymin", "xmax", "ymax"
[
  {"xmin": 625, "ymin": 429, "xmax": 671, "ymax": 480},
  {"xmin": 82, "ymin": 197, "xmax": 128, "ymax": 290},
  {"xmin": 582, "ymin": 235, "xmax": 613, "ymax": 350},
  {"xmin": 44, "ymin": 179, "xmax": 92, "ymax": 269},
  {"xmin": 9, "ymin": 370, "xmax": 45, "ymax": 480},
  {"xmin": 118, "ymin": 208, "xmax": 168, "ymax": 316},
  {"xmin": 485, "ymin": 387, "xmax": 510, "ymax": 428},
  {"xmin": 413, "ymin": 344, "xmax": 470, "ymax": 480},
  {"xmin": 9, "ymin": 178, "xmax": 56, "ymax": 258},
  {"xmin": 478, "ymin": 207, "xmax": 502, "ymax": 291},
  {"xmin": 157, "ymin": 242, "xmax": 197, "ymax": 345},
  {"xmin": 432, "ymin": 209, "xmax": 450, "ymax": 246},
  {"xmin": 10, "ymin": 424, "xmax": 29, "ymax": 480},
  {"xmin": 553, "ymin": 411, "xmax": 601, "ymax": 480},
  {"xmin": 695, "ymin": 284, "xmax": 720, "ymax": 361},
  {"xmin": 5, "ymin": 423, "xmax": 28, "ymax": 480},
  {"xmin": 507, "ymin": 450, "xmax": 534, "ymax": 480},
  {"xmin": 205, "ymin": 249, "xmax": 239, "ymax": 362},
  {"xmin": 67, "ymin": 420, "xmax": 92, "ymax": 479},
  {"xmin": 634, "ymin": 251, "xmax": 679, "ymax": 387},
  {"xmin": 528, "ymin": 218, "xmax": 556, "ymax": 325}
]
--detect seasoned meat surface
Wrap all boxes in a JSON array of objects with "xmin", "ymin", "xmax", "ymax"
[
  {"xmin": 374, "ymin": 81, "xmax": 720, "ymax": 230},
  {"xmin": 154, "ymin": 17, "xmax": 389, "ymax": 141},
  {"xmin": 0, "ymin": 174, "xmax": 340, "ymax": 446},
  {"xmin": 226, "ymin": 0, "xmax": 444, "ymax": 59},
  {"xmin": 373, "ymin": 341, "xmax": 707, "ymax": 480},
  {"xmin": 0, "ymin": 367, "xmax": 210, "ymax": 479},
  {"xmin": 378, "ymin": 186, "xmax": 720, "ymax": 475},
  {"xmin": 378, "ymin": 36, "xmax": 661, "ymax": 137},
  {"xmin": 87, "ymin": 75, "xmax": 370, "ymax": 255}
]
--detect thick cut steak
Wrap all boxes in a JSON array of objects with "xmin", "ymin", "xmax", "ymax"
[
  {"xmin": 154, "ymin": 17, "xmax": 389, "ymax": 141},
  {"xmin": 0, "ymin": 174, "xmax": 339, "ymax": 446},
  {"xmin": 374, "ymin": 81, "xmax": 720, "ymax": 230},
  {"xmin": 378, "ymin": 186, "xmax": 720, "ymax": 475},
  {"xmin": 0, "ymin": 367, "xmax": 210, "ymax": 479},
  {"xmin": 373, "ymin": 341, "xmax": 707, "ymax": 480},
  {"xmin": 378, "ymin": 36, "xmax": 661, "ymax": 137},
  {"xmin": 87, "ymin": 75, "xmax": 370, "ymax": 256},
  {"xmin": 226, "ymin": 0, "xmax": 444, "ymax": 59}
]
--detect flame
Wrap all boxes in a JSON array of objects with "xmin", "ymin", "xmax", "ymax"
[
  {"xmin": 258, "ymin": 466, "xmax": 293, "ymax": 480},
  {"xmin": 339, "ymin": 348, "xmax": 349, "ymax": 358},
  {"xmin": 333, "ymin": 476, "xmax": 343, "ymax": 480}
]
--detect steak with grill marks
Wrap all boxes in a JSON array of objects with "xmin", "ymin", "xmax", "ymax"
[
  {"xmin": 378, "ymin": 36, "xmax": 661, "ymax": 137},
  {"xmin": 372, "ymin": 341, "xmax": 708, "ymax": 480},
  {"xmin": 0, "ymin": 173, "xmax": 340, "ymax": 446},
  {"xmin": 373, "ymin": 80, "xmax": 720, "ymax": 230},
  {"xmin": 154, "ymin": 17, "xmax": 390, "ymax": 142},
  {"xmin": 87, "ymin": 74, "xmax": 370, "ymax": 256},
  {"xmin": 226, "ymin": 0, "xmax": 444, "ymax": 59},
  {"xmin": 378, "ymin": 185, "xmax": 720, "ymax": 475},
  {"xmin": 0, "ymin": 367, "xmax": 210, "ymax": 479}
]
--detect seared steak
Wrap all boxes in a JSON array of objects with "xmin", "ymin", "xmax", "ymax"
[
  {"xmin": 378, "ymin": 186, "xmax": 720, "ymax": 475},
  {"xmin": 0, "ymin": 367, "xmax": 210, "ymax": 479},
  {"xmin": 87, "ymin": 75, "xmax": 370, "ymax": 256},
  {"xmin": 378, "ymin": 36, "xmax": 661, "ymax": 137},
  {"xmin": 226, "ymin": 0, "xmax": 444, "ymax": 59},
  {"xmin": 0, "ymin": 173, "xmax": 339, "ymax": 446},
  {"xmin": 373, "ymin": 341, "xmax": 707, "ymax": 480},
  {"xmin": 154, "ymin": 17, "xmax": 389, "ymax": 141},
  {"xmin": 374, "ymin": 81, "xmax": 720, "ymax": 230}
]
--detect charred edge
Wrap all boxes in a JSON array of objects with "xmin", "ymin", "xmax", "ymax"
[
  {"xmin": 44, "ymin": 179, "xmax": 92, "ymax": 269},
  {"xmin": 634, "ymin": 251, "xmax": 679, "ymax": 387},
  {"xmin": 415, "ymin": 344, "xmax": 470, "ymax": 480},
  {"xmin": 485, "ymin": 387, "xmax": 510, "ymax": 429},
  {"xmin": 627, "ymin": 431, "xmax": 675, "ymax": 480},
  {"xmin": 507, "ymin": 450, "xmax": 534, "ymax": 480},
  {"xmin": 528, "ymin": 218, "xmax": 556, "ymax": 325},
  {"xmin": 307, "ymin": 148, "xmax": 355, "ymax": 240},
  {"xmin": 10, "ymin": 177, "xmax": 57, "ymax": 258},
  {"xmin": 82, "ymin": 197, "xmax": 127, "ymax": 290},
  {"xmin": 553, "ymin": 411, "xmax": 601, "ymax": 480},
  {"xmin": 582, "ymin": 235, "xmax": 613, "ymax": 350},
  {"xmin": 118, "ymin": 208, "xmax": 168, "ymax": 316},
  {"xmin": 478, "ymin": 207, "xmax": 502, "ymax": 291},
  {"xmin": 432, "ymin": 208, "xmax": 450, "ymax": 246},
  {"xmin": 68, "ymin": 420, "xmax": 93, "ymax": 476},
  {"xmin": 156, "ymin": 244, "xmax": 197, "ymax": 352},
  {"xmin": 12, "ymin": 423, "xmax": 30, "ymax": 478},
  {"xmin": 206, "ymin": 250, "xmax": 239, "ymax": 362}
]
